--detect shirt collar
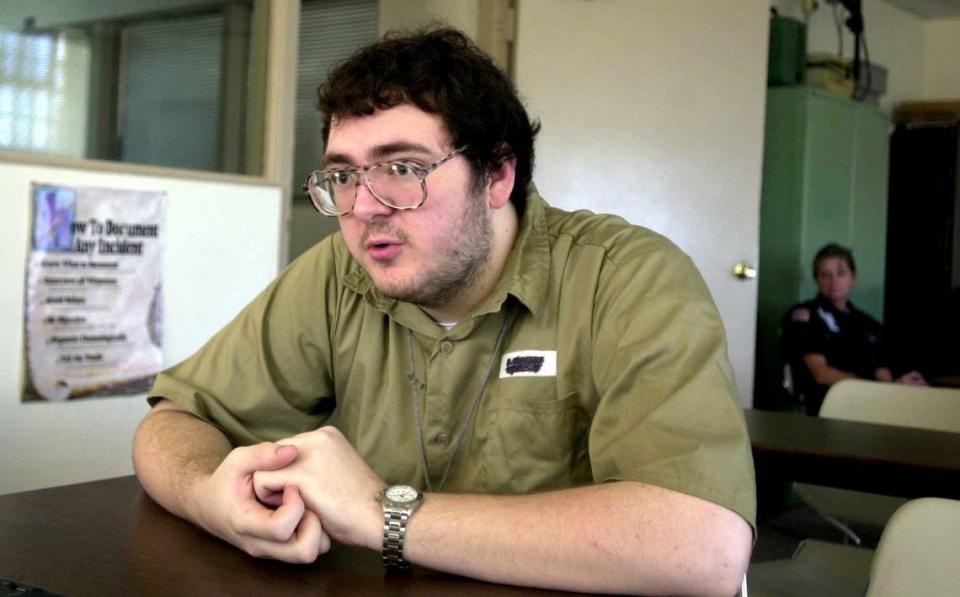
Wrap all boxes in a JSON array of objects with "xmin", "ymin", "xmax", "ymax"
[
  {"xmin": 814, "ymin": 293, "xmax": 856, "ymax": 315},
  {"xmin": 471, "ymin": 183, "xmax": 551, "ymax": 318},
  {"xmin": 340, "ymin": 183, "xmax": 552, "ymax": 320}
]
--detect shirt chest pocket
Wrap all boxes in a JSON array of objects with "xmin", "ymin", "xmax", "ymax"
[{"xmin": 478, "ymin": 381, "xmax": 591, "ymax": 493}]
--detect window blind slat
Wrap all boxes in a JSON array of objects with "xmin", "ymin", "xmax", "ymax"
[
  {"xmin": 0, "ymin": 28, "xmax": 89, "ymax": 156},
  {"xmin": 121, "ymin": 14, "xmax": 223, "ymax": 171},
  {"xmin": 294, "ymin": 0, "xmax": 377, "ymax": 187}
]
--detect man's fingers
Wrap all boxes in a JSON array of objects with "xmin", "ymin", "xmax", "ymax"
[
  {"xmin": 221, "ymin": 465, "xmax": 328, "ymax": 563},
  {"xmin": 226, "ymin": 443, "xmax": 298, "ymax": 478},
  {"xmin": 259, "ymin": 490, "xmax": 284, "ymax": 507},
  {"xmin": 296, "ymin": 510, "xmax": 331, "ymax": 556},
  {"xmin": 240, "ymin": 509, "xmax": 329, "ymax": 564},
  {"xmin": 232, "ymin": 484, "xmax": 305, "ymax": 542},
  {"xmin": 252, "ymin": 443, "xmax": 299, "ymax": 471},
  {"xmin": 270, "ymin": 485, "xmax": 308, "ymax": 541},
  {"xmin": 253, "ymin": 469, "xmax": 289, "ymax": 503}
]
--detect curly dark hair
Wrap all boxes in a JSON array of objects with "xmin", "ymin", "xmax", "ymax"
[
  {"xmin": 316, "ymin": 27, "xmax": 540, "ymax": 212},
  {"xmin": 813, "ymin": 243, "xmax": 857, "ymax": 278}
]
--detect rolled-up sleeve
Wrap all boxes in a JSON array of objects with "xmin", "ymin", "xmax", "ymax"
[
  {"xmin": 587, "ymin": 235, "xmax": 756, "ymax": 531},
  {"xmin": 148, "ymin": 238, "xmax": 341, "ymax": 445}
]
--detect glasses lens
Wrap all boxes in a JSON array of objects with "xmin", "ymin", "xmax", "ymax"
[
  {"xmin": 304, "ymin": 173, "xmax": 337, "ymax": 215},
  {"xmin": 368, "ymin": 162, "xmax": 424, "ymax": 208},
  {"xmin": 317, "ymin": 171, "xmax": 358, "ymax": 215}
]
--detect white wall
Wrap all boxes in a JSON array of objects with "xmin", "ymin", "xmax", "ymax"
[
  {"xmin": 514, "ymin": 0, "xmax": 769, "ymax": 403},
  {"xmin": 377, "ymin": 0, "xmax": 479, "ymax": 36},
  {"xmin": 923, "ymin": 18, "xmax": 960, "ymax": 99},
  {"xmin": 842, "ymin": 0, "xmax": 926, "ymax": 108},
  {"xmin": 0, "ymin": 156, "xmax": 282, "ymax": 495}
]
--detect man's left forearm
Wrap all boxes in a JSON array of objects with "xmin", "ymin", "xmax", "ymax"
[
  {"xmin": 251, "ymin": 429, "xmax": 751, "ymax": 595},
  {"xmin": 402, "ymin": 481, "xmax": 751, "ymax": 596}
]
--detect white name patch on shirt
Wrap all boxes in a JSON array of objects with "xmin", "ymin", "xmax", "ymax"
[{"xmin": 499, "ymin": 350, "xmax": 557, "ymax": 378}]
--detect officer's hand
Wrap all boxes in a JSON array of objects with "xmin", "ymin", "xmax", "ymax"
[
  {"xmin": 253, "ymin": 427, "xmax": 385, "ymax": 551},
  {"xmin": 193, "ymin": 442, "xmax": 330, "ymax": 562},
  {"xmin": 897, "ymin": 370, "xmax": 927, "ymax": 385}
]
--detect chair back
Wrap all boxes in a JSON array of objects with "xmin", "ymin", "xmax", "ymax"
[
  {"xmin": 820, "ymin": 379, "xmax": 960, "ymax": 432},
  {"xmin": 778, "ymin": 312, "xmax": 818, "ymax": 410},
  {"xmin": 866, "ymin": 498, "xmax": 960, "ymax": 597},
  {"xmin": 797, "ymin": 380, "xmax": 960, "ymax": 533}
]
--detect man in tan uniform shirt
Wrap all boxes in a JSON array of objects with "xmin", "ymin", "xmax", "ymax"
[{"xmin": 134, "ymin": 28, "xmax": 754, "ymax": 595}]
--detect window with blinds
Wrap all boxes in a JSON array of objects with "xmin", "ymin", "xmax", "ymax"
[
  {"xmin": 1, "ymin": 1, "xmax": 377, "ymax": 178},
  {"xmin": 119, "ymin": 13, "xmax": 223, "ymax": 172},
  {"xmin": 0, "ymin": 28, "xmax": 91, "ymax": 158},
  {"xmin": 294, "ymin": 0, "xmax": 377, "ymax": 193}
]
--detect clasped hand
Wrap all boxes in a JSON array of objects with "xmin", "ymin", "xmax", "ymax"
[{"xmin": 197, "ymin": 427, "xmax": 385, "ymax": 563}]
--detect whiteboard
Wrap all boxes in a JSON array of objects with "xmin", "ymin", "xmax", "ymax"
[{"xmin": 0, "ymin": 158, "xmax": 283, "ymax": 495}]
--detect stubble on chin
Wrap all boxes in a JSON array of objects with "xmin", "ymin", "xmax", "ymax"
[{"xmin": 367, "ymin": 202, "xmax": 492, "ymax": 310}]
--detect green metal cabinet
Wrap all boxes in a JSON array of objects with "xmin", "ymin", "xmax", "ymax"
[{"xmin": 754, "ymin": 87, "xmax": 890, "ymax": 409}]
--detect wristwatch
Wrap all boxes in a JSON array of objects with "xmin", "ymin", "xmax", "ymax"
[{"xmin": 378, "ymin": 484, "xmax": 423, "ymax": 570}]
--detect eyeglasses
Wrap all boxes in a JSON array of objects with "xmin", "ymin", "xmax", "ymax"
[{"xmin": 303, "ymin": 145, "xmax": 468, "ymax": 216}]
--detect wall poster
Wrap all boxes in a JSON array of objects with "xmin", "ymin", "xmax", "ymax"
[{"xmin": 23, "ymin": 183, "xmax": 166, "ymax": 402}]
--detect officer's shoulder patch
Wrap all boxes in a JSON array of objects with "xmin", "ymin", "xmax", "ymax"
[{"xmin": 791, "ymin": 308, "xmax": 811, "ymax": 322}]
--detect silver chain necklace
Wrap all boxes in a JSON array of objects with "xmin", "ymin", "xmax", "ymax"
[{"xmin": 405, "ymin": 308, "xmax": 516, "ymax": 492}]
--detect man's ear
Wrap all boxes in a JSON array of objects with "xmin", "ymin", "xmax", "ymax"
[{"xmin": 486, "ymin": 153, "xmax": 517, "ymax": 210}]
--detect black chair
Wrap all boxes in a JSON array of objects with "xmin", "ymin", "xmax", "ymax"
[{"xmin": 778, "ymin": 311, "xmax": 824, "ymax": 415}]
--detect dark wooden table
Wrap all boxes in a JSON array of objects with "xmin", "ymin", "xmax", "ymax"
[
  {"xmin": 745, "ymin": 408, "xmax": 960, "ymax": 500},
  {"xmin": 0, "ymin": 476, "xmax": 576, "ymax": 596},
  {"xmin": 929, "ymin": 375, "xmax": 960, "ymax": 388}
]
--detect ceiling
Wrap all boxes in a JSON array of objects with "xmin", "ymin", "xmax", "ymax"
[{"xmin": 882, "ymin": 0, "xmax": 960, "ymax": 18}]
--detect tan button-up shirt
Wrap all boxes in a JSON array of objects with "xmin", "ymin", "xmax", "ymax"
[{"xmin": 150, "ymin": 187, "xmax": 756, "ymax": 529}]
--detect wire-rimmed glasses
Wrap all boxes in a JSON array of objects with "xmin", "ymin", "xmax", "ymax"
[{"xmin": 303, "ymin": 145, "xmax": 468, "ymax": 216}]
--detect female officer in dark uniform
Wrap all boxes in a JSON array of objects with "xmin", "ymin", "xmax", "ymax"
[{"xmin": 783, "ymin": 243, "xmax": 926, "ymax": 415}]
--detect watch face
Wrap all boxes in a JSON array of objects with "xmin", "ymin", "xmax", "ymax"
[{"xmin": 385, "ymin": 485, "xmax": 419, "ymax": 503}]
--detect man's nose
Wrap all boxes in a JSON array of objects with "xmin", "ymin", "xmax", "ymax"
[{"xmin": 350, "ymin": 180, "xmax": 393, "ymax": 221}]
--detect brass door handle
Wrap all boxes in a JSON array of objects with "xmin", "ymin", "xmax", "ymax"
[{"xmin": 732, "ymin": 262, "xmax": 757, "ymax": 280}]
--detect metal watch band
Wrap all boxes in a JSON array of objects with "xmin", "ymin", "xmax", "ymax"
[{"xmin": 382, "ymin": 508, "xmax": 412, "ymax": 570}]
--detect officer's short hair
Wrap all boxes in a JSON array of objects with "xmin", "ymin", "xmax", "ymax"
[{"xmin": 812, "ymin": 243, "xmax": 856, "ymax": 278}]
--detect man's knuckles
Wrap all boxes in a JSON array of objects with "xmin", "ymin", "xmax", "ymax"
[
  {"xmin": 293, "ymin": 513, "xmax": 329, "ymax": 562},
  {"xmin": 267, "ymin": 521, "xmax": 296, "ymax": 542},
  {"xmin": 229, "ymin": 507, "xmax": 256, "ymax": 536},
  {"xmin": 283, "ymin": 425, "xmax": 347, "ymax": 449},
  {"xmin": 243, "ymin": 542, "xmax": 266, "ymax": 559},
  {"xmin": 287, "ymin": 539, "xmax": 323, "ymax": 564},
  {"xmin": 317, "ymin": 425, "xmax": 345, "ymax": 439},
  {"xmin": 240, "ymin": 525, "xmax": 327, "ymax": 564}
]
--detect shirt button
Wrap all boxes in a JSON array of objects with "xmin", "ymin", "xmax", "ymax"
[
  {"xmin": 435, "ymin": 432, "xmax": 451, "ymax": 447},
  {"xmin": 440, "ymin": 340, "xmax": 454, "ymax": 354}
]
